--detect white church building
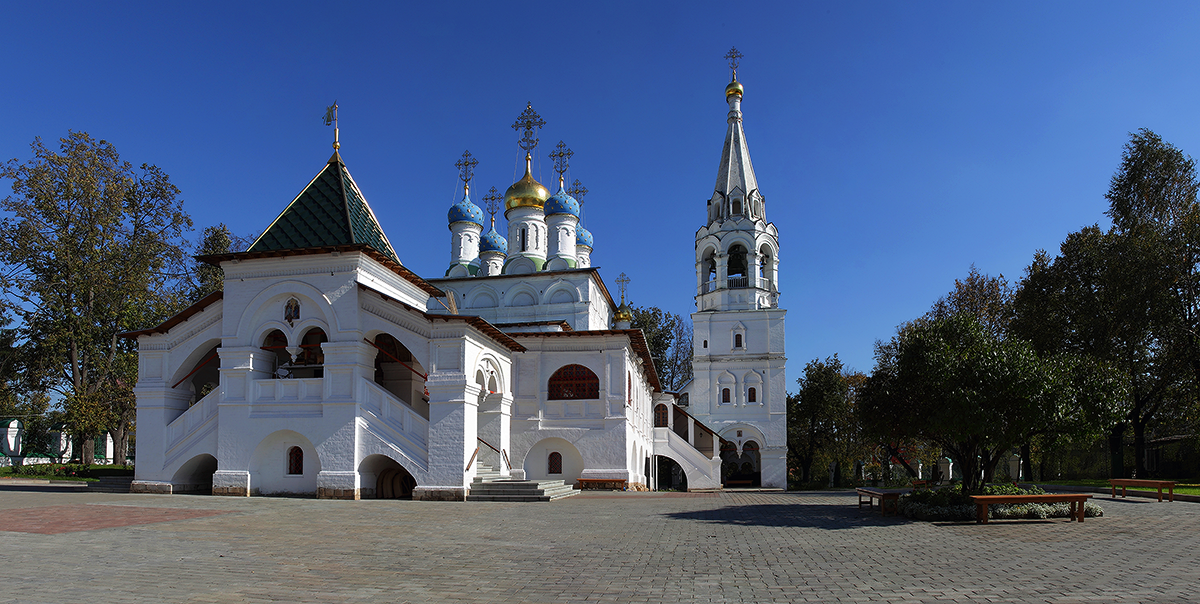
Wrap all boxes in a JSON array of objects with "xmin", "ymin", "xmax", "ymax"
[{"xmin": 127, "ymin": 64, "xmax": 786, "ymax": 500}]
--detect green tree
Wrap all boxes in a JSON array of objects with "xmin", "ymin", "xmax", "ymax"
[
  {"xmin": 0, "ymin": 132, "xmax": 192, "ymax": 464},
  {"xmin": 1013, "ymin": 129, "xmax": 1200, "ymax": 477},
  {"xmin": 189, "ymin": 223, "xmax": 256, "ymax": 301},
  {"xmin": 630, "ymin": 306, "xmax": 693, "ymax": 392},
  {"xmin": 789, "ymin": 355, "xmax": 850, "ymax": 485}
]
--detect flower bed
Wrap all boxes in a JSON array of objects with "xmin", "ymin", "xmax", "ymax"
[{"xmin": 898, "ymin": 483, "xmax": 1104, "ymax": 521}]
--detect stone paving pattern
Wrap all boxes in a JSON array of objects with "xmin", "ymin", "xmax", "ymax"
[{"xmin": 0, "ymin": 489, "xmax": 1196, "ymax": 603}]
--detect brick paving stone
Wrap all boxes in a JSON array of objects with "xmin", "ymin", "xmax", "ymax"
[{"xmin": 0, "ymin": 489, "xmax": 1197, "ymax": 603}]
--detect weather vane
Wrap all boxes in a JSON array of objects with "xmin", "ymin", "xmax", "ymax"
[
  {"xmin": 323, "ymin": 101, "xmax": 340, "ymax": 149},
  {"xmin": 568, "ymin": 179, "xmax": 588, "ymax": 205},
  {"xmin": 482, "ymin": 186, "xmax": 503, "ymax": 221},
  {"xmin": 549, "ymin": 141, "xmax": 573, "ymax": 179},
  {"xmin": 512, "ymin": 102, "xmax": 546, "ymax": 153},
  {"xmin": 455, "ymin": 150, "xmax": 478, "ymax": 188},
  {"xmin": 724, "ymin": 47, "xmax": 743, "ymax": 80},
  {"xmin": 615, "ymin": 272, "xmax": 631, "ymax": 304}
]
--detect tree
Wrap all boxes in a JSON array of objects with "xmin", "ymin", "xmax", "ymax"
[
  {"xmin": 630, "ymin": 306, "xmax": 693, "ymax": 392},
  {"xmin": 0, "ymin": 132, "xmax": 192, "ymax": 464},
  {"xmin": 189, "ymin": 223, "xmax": 256, "ymax": 301},
  {"xmin": 1013, "ymin": 129, "xmax": 1200, "ymax": 477},
  {"xmin": 789, "ymin": 355, "xmax": 850, "ymax": 485}
]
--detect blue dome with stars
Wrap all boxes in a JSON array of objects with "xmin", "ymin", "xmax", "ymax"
[
  {"xmin": 544, "ymin": 189, "xmax": 580, "ymax": 218},
  {"xmin": 576, "ymin": 225, "xmax": 593, "ymax": 248},
  {"xmin": 481, "ymin": 224, "xmax": 507, "ymax": 254},
  {"xmin": 448, "ymin": 189, "xmax": 484, "ymax": 227}
]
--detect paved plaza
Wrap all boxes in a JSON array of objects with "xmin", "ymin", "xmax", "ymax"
[{"xmin": 0, "ymin": 488, "xmax": 1196, "ymax": 603}]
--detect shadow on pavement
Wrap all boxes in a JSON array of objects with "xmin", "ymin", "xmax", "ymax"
[{"xmin": 663, "ymin": 502, "xmax": 914, "ymax": 529}]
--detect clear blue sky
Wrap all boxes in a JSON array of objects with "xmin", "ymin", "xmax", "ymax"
[{"xmin": 5, "ymin": 2, "xmax": 1200, "ymax": 377}]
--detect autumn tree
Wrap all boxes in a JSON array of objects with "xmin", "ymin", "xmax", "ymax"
[
  {"xmin": 0, "ymin": 132, "xmax": 192, "ymax": 464},
  {"xmin": 188, "ymin": 223, "xmax": 256, "ymax": 301}
]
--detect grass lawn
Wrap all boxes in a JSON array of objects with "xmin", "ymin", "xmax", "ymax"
[
  {"xmin": 1035, "ymin": 478, "xmax": 1200, "ymax": 496},
  {"xmin": 0, "ymin": 466, "xmax": 99, "ymax": 482}
]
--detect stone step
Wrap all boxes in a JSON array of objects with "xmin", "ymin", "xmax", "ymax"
[
  {"xmin": 88, "ymin": 476, "xmax": 134, "ymax": 493},
  {"xmin": 466, "ymin": 479, "xmax": 580, "ymax": 502}
]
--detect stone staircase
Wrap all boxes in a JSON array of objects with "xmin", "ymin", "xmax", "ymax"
[
  {"xmin": 467, "ymin": 463, "xmax": 579, "ymax": 502},
  {"xmin": 88, "ymin": 476, "xmax": 134, "ymax": 493}
]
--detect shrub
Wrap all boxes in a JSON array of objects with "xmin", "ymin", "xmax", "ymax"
[{"xmin": 897, "ymin": 483, "xmax": 1100, "ymax": 521}]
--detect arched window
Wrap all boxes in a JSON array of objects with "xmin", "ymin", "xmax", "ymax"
[
  {"xmin": 627, "ymin": 372, "xmax": 632, "ymax": 406},
  {"xmin": 728, "ymin": 244, "xmax": 748, "ymax": 278},
  {"xmin": 734, "ymin": 333, "xmax": 743, "ymax": 348},
  {"xmin": 287, "ymin": 446, "xmax": 303, "ymax": 475},
  {"xmin": 722, "ymin": 388, "xmax": 731, "ymax": 404},
  {"xmin": 548, "ymin": 452, "xmax": 563, "ymax": 474},
  {"xmin": 748, "ymin": 387, "xmax": 756, "ymax": 403},
  {"xmin": 654, "ymin": 404, "xmax": 669, "ymax": 427},
  {"xmin": 548, "ymin": 364, "xmax": 599, "ymax": 400}
]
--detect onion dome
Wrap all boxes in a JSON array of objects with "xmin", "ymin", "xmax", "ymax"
[
  {"xmin": 448, "ymin": 184, "xmax": 484, "ymax": 227},
  {"xmin": 544, "ymin": 176, "xmax": 580, "ymax": 217},
  {"xmin": 614, "ymin": 302, "xmax": 633, "ymax": 324},
  {"xmin": 480, "ymin": 220, "xmax": 507, "ymax": 255},
  {"xmin": 505, "ymin": 153, "xmax": 549, "ymax": 211},
  {"xmin": 726, "ymin": 79, "xmax": 743, "ymax": 98},
  {"xmin": 576, "ymin": 225, "xmax": 593, "ymax": 248}
]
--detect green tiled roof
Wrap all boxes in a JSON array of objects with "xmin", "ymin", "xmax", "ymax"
[{"xmin": 249, "ymin": 151, "xmax": 400, "ymax": 264}]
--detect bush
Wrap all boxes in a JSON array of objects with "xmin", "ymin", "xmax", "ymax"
[
  {"xmin": 898, "ymin": 483, "xmax": 1102, "ymax": 521},
  {"xmin": 10, "ymin": 463, "xmax": 130, "ymax": 479}
]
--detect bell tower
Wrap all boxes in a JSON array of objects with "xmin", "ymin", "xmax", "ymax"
[{"xmin": 686, "ymin": 48, "xmax": 788, "ymax": 489}]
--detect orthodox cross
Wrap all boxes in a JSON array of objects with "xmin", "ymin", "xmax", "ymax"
[
  {"xmin": 568, "ymin": 179, "xmax": 588, "ymax": 205},
  {"xmin": 724, "ymin": 47, "xmax": 743, "ymax": 79},
  {"xmin": 512, "ymin": 102, "xmax": 546, "ymax": 153},
  {"xmin": 323, "ymin": 101, "xmax": 340, "ymax": 149},
  {"xmin": 615, "ymin": 272, "xmax": 631, "ymax": 304},
  {"xmin": 482, "ymin": 186, "xmax": 503, "ymax": 222},
  {"xmin": 455, "ymin": 150, "xmax": 478, "ymax": 188},
  {"xmin": 549, "ymin": 141, "xmax": 573, "ymax": 179}
]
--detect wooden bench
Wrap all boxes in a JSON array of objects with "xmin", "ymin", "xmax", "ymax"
[
  {"xmin": 1108, "ymin": 479, "xmax": 1175, "ymax": 502},
  {"xmin": 969, "ymin": 494, "xmax": 1092, "ymax": 524},
  {"xmin": 856, "ymin": 487, "xmax": 901, "ymax": 516},
  {"xmin": 725, "ymin": 479, "xmax": 754, "ymax": 487},
  {"xmin": 911, "ymin": 480, "xmax": 931, "ymax": 488}
]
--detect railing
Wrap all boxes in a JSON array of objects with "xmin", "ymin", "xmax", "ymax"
[
  {"xmin": 166, "ymin": 388, "xmax": 219, "ymax": 452},
  {"xmin": 727, "ymin": 276, "xmax": 749, "ymax": 289},
  {"xmin": 702, "ymin": 277, "xmax": 774, "ymax": 293},
  {"xmin": 477, "ymin": 437, "xmax": 511, "ymax": 470},
  {"xmin": 360, "ymin": 378, "xmax": 429, "ymax": 451},
  {"xmin": 701, "ymin": 280, "xmax": 718, "ymax": 294}
]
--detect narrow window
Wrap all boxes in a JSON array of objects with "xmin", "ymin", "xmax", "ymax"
[
  {"xmin": 521, "ymin": 228, "xmax": 528, "ymax": 252},
  {"xmin": 703, "ymin": 340, "xmax": 708, "ymax": 348},
  {"xmin": 748, "ymin": 387, "xmax": 757, "ymax": 403},
  {"xmin": 548, "ymin": 452, "xmax": 563, "ymax": 474},
  {"xmin": 722, "ymin": 388, "xmax": 730, "ymax": 404},
  {"xmin": 735, "ymin": 334, "xmax": 743, "ymax": 348},
  {"xmin": 654, "ymin": 404, "xmax": 669, "ymax": 427},
  {"xmin": 287, "ymin": 446, "xmax": 303, "ymax": 475}
]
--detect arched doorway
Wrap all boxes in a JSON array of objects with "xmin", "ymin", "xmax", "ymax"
[
  {"xmin": 524, "ymin": 437, "xmax": 584, "ymax": 483},
  {"xmin": 291, "ymin": 327, "xmax": 326, "ymax": 378},
  {"xmin": 173, "ymin": 343, "xmax": 220, "ymax": 407},
  {"xmin": 171, "ymin": 454, "xmax": 217, "ymax": 494},
  {"xmin": 370, "ymin": 333, "xmax": 428, "ymax": 419},
  {"xmin": 655, "ymin": 456, "xmax": 688, "ymax": 491},
  {"xmin": 360, "ymin": 454, "xmax": 417, "ymax": 499}
]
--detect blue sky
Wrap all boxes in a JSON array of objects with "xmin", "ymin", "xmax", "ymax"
[{"xmin": 4, "ymin": 2, "xmax": 1200, "ymax": 377}]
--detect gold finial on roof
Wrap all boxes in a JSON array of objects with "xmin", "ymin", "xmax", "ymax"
[{"xmin": 323, "ymin": 101, "xmax": 340, "ymax": 149}]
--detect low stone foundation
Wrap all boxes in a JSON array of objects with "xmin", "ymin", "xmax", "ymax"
[
  {"xmin": 575, "ymin": 479, "xmax": 629, "ymax": 490},
  {"xmin": 413, "ymin": 486, "xmax": 465, "ymax": 501},
  {"xmin": 212, "ymin": 486, "xmax": 249, "ymax": 497},
  {"xmin": 130, "ymin": 481, "xmax": 174, "ymax": 494},
  {"xmin": 317, "ymin": 487, "xmax": 359, "ymax": 500},
  {"xmin": 627, "ymin": 482, "xmax": 648, "ymax": 491}
]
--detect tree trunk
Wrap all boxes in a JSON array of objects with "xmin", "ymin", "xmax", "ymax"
[
  {"xmin": 1108, "ymin": 423, "xmax": 1127, "ymax": 478},
  {"xmin": 1020, "ymin": 442, "xmax": 1033, "ymax": 482},
  {"xmin": 799, "ymin": 457, "xmax": 813, "ymax": 484},
  {"xmin": 111, "ymin": 421, "xmax": 127, "ymax": 466},
  {"xmin": 1133, "ymin": 418, "xmax": 1147, "ymax": 478},
  {"xmin": 81, "ymin": 435, "xmax": 95, "ymax": 466}
]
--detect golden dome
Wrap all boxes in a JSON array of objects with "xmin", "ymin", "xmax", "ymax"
[
  {"xmin": 505, "ymin": 153, "xmax": 550, "ymax": 211},
  {"xmin": 726, "ymin": 79, "xmax": 744, "ymax": 98},
  {"xmin": 614, "ymin": 303, "xmax": 634, "ymax": 324}
]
